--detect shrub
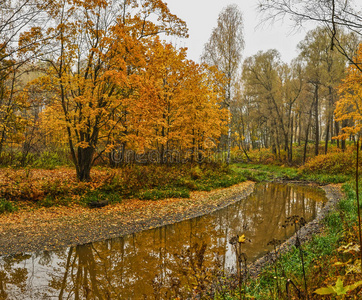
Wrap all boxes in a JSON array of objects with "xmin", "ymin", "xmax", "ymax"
[
  {"xmin": 80, "ymin": 190, "xmax": 123, "ymax": 206},
  {"xmin": 190, "ymin": 165, "xmax": 203, "ymax": 180},
  {"xmin": 38, "ymin": 195, "xmax": 55, "ymax": 207},
  {"xmin": 247, "ymin": 148, "xmax": 277, "ymax": 164},
  {"xmin": 301, "ymin": 151, "xmax": 356, "ymax": 175},
  {"xmin": 32, "ymin": 151, "xmax": 66, "ymax": 169},
  {"xmin": 42, "ymin": 179, "xmax": 71, "ymax": 197}
]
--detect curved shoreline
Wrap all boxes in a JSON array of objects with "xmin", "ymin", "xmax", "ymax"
[
  {"xmin": 249, "ymin": 184, "xmax": 344, "ymax": 277},
  {"xmin": 0, "ymin": 181, "xmax": 255, "ymax": 256},
  {"xmin": 0, "ymin": 181, "xmax": 343, "ymax": 261}
]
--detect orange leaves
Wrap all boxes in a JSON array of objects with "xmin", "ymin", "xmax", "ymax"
[
  {"xmin": 13, "ymin": 0, "xmax": 225, "ymax": 179},
  {"xmin": 127, "ymin": 38, "xmax": 227, "ymax": 154},
  {"xmin": 335, "ymin": 43, "xmax": 362, "ymax": 137},
  {"xmin": 18, "ymin": 27, "xmax": 43, "ymax": 55}
]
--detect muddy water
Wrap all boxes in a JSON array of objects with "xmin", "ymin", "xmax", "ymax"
[{"xmin": 0, "ymin": 183, "xmax": 327, "ymax": 299}]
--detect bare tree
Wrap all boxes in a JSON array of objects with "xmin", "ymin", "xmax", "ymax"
[
  {"xmin": 258, "ymin": 0, "xmax": 362, "ymax": 69},
  {"xmin": 202, "ymin": 4, "xmax": 244, "ymax": 164},
  {"xmin": 0, "ymin": 0, "xmax": 52, "ymax": 159}
]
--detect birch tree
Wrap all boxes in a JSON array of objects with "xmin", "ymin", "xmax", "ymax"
[{"xmin": 202, "ymin": 4, "xmax": 244, "ymax": 164}]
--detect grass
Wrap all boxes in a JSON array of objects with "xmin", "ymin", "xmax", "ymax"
[
  {"xmin": 0, "ymin": 143, "xmax": 354, "ymax": 209},
  {"xmin": 0, "ymin": 148, "xmax": 72, "ymax": 169},
  {"xmin": 0, "ymin": 198, "xmax": 18, "ymax": 214},
  {"xmin": 138, "ymin": 188, "xmax": 190, "ymax": 200},
  {"xmin": 233, "ymin": 162, "xmax": 351, "ymax": 184},
  {"xmin": 239, "ymin": 142, "xmax": 355, "ymax": 167},
  {"xmin": 232, "ymin": 163, "xmax": 299, "ymax": 182}
]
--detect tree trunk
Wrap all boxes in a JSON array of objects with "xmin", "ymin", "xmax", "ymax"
[
  {"xmin": 0, "ymin": 129, "xmax": 6, "ymax": 160},
  {"xmin": 330, "ymin": 114, "xmax": 335, "ymax": 144},
  {"xmin": 303, "ymin": 125, "xmax": 310, "ymax": 165},
  {"xmin": 341, "ymin": 120, "xmax": 348, "ymax": 151},
  {"xmin": 226, "ymin": 106, "xmax": 231, "ymax": 165},
  {"xmin": 294, "ymin": 113, "xmax": 298, "ymax": 147},
  {"xmin": 323, "ymin": 86, "xmax": 332, "ymax": 155},
  {"xmin": 303, "ymin": 100, "xmax": 315, "ymax": 164},
  {"xmin": 284, "ymin": 132, "xmax": 289, "ymax": 162},
  {"xmin": 314, "ymin": 84, "xmax": 319, "ymax": 156},
  {"xmin": 335, "ymin": 121, "xmax": 340, "ymax": 148},
  {"xmin": 276, "ymin": 130, "xmax": 281, "ymax": 161},
  {"xmin": 289, "ymin": 115, "xmax": 293, "ymax": 163},
  {"xmin": 108, "ymin": 150, "xmax": 116, "ymax": 167},
  {"xmin": 324, "ymin": 120, "xmax": 330, "ymax": 155},
  {"xmin": 298, "ymin": 111, "xmax": 302, "ymax": 146},
  {"xmin": 77, "ymin": 146, "xmax": 94, "ymax": 181}
]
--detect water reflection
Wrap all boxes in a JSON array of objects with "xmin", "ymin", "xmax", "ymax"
[{"xmin": 0, "ymin": 183, "xmax": 326, "ymax": 299}]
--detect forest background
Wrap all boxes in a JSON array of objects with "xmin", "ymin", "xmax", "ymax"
[{"xmin": 1, "ymin": 0, "xmax": 361, "ymax": 195}]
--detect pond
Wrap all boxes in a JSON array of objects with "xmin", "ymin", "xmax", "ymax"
[{"xmin": 0, "ymin": 183, "xmax": 327, "ymax": 299}]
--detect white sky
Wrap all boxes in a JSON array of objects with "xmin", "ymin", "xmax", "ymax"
[{"xmin": 163, "ymin": 0, "xmax": 316, "ymax": 64}]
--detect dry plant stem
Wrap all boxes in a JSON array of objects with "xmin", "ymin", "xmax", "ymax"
[
  {"xmin": 273, "ymin": 243, "xmax": 280, "ymax": 297},
  {"xmin": 286, "ymin": 279, "xmax": 302, "ymax": 299},
  {"xmin": 356, "ymin": 138, "xmax": 362, "ymax": 272},
  {"xmin": 238, "ymin": 243, "xmax": 242, "ymax": 300},
  {"xmin": 295, "ymin": 224, "xmax": 308, "ymax": 300}
]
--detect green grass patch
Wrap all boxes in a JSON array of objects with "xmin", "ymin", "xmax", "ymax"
[
  {"xmin": 192, "ymin": 174, "xmax": 247, "ymax": 191},
  {"xmin": 0, "ymin": 198, "xmax": 18, "ymax": 214},
  {"xmin": 232, "ymin": 163, "xmax": 299, "ymax": 181},
  {"xmin": 80, "ymin": 189, "xmax": 123, "ymax": 206},
  {"xmin": 37, "ymin": 195, "xmax": 73, "ymax": 207},
  {"xmin": 233, "ymin": 162, "xmax": 351, "ymax": 184},
  {"xmin": 300, "ymin": 173, "xmax": 351, "ymax": 184},
  {"xmin": 138, "ymin": 188, "xmax": 190, "ymax": 200}
]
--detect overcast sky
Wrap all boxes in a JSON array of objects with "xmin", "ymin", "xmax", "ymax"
[{"xmin": 163, "ymin": 0, "xmax": 316, "ymax": 64}]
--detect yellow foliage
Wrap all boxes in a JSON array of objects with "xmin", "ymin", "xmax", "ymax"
[
  {"xmin": 335, "ymin": 43, "xmax": 362, "ymax": 137},
  {"xmin": 238, "ymin": 234, "xmax": 246, "ymax": 243}
]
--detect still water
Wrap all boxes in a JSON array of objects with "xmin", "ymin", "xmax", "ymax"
[{"xmin": 0, "ymin": 183, "xmax": 327, "ymax": 299}]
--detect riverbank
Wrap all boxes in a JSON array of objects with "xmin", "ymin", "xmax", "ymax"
[
  {"xmin": 0, "ymin": 180, "xmax": 343, "ymax": 259},
  {"xmin": 0, "ymin": 181, "xmax": 255, "ymax": 256},
  {"xmin": 249, "ymin": 183, "xmax": 344, "ymax": 277},
  {"xmin": 240, "ymin": 182, "xmax": 360, "ymax": 299}
]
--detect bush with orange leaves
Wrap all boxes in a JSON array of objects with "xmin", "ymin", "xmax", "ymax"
[{"xmin": 300, "ymin": 149, "xmax": 357, "ymax": 175}]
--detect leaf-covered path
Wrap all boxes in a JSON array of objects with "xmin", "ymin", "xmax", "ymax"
[{"xmin": 0, "ymin": 181, "xmax": 254, "ymax": 256}]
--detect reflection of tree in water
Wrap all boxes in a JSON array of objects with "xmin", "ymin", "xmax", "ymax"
[
  {"xmin": 0, "ymin": 183, "xmax": 326, "ymax": 299},
  {"xmin": 41, "ymin": 218, "xmax": 226, "ymax": 298},
  {"xmin": 0, "ymin": 250, "xmax": 68, "ymax": 299},
  {"xmin": 0, "ymin": 255, "xmax": 30, "ymax": 299}
]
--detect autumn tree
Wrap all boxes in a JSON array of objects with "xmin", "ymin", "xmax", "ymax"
[
  {"xmin": 30, "ymin": 0, "xmax": 188, "ymax": 181},
  {"xmin": 130, "ymin": 40, "xmax": 191, "ymax": 162},
  {"xmin": 298, "ymin": 29, "xmax": 326, "ymax": 156},
  {"xmin": 335, "ymin": 43, "xmax": 362, "ymax": 138},
  {"xmin": 202, "ymin": 4, "xmax": 244, "ymax": 164},
  {"xmin": 125, "ymin": 39, "xmax": 227, "ymax": 163}
]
